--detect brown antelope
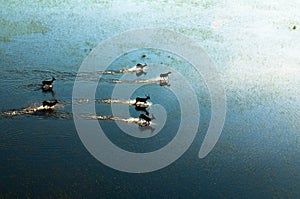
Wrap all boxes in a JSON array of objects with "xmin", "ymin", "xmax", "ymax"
[
  {"xmin": 42, "ymin": 77, "xmax": 56, "ymax": 86},
  {"xmin": 136, "ymin": 63, "xmax": 147, "ymax": 70},
  {"xmin": 135, "ymin": 95, "xmax": 150, "ymax": 105},
  {"xmin": 160, "ymin": 72, "xmax": 171, "ymax": 80},
  {"xmin": 42, "ymin": 99, "xmax": 58, "ymax": 107},
  {"xmin": 42, "ymin": 77, "xmax": 56, "ymax": 91}
]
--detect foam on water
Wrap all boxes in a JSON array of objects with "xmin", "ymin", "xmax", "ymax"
[
  {"xmin": 109, "ymin": 77, "xmax": 162, "ymax": 84},
  {"xmin": 74, "ymin": 98, "xmax": 152, "ymax": 107},
  {"xmin": 78, "ymin": 65, "xmax": 146, "ymax": 76},
  {"xmin": 86, "ymin": 114, "xmax": 151, "ymax": 126},
  {"xmin": 0, "ymin": 104, "xmax": 68, "ymax": 118}
]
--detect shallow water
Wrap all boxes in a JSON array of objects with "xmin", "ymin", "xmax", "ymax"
[{"xmin": 0, "ymin": 0, "xmax": 299, "ymax": 198}]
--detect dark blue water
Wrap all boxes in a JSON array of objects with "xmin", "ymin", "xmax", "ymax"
[{"xmin": 1, "ymin": 1, "xmax": 299, "ymax": 198}]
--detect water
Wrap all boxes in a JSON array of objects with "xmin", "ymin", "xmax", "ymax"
[{"xmin": 1, "ymin": 0, "xmax": 300, "ymax": 198}]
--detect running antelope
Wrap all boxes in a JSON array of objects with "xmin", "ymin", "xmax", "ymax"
[
  {"xmin": 42, "ymin": 99, "xmax": 58, "ymax": 108},
  {"xmin": 135, "ymin": 95, "xmax": 150, "ymax": 105},
  {"xmin": 136, "ymin": 63, "xmax": 147, "ymax": 70},
  {"xmin": 160, "ymin": 72, "xmax": 171, "ymax": 80},
  {"xmin": 42, "ymin": 77, "xmax": 56, "ymax": 91}
]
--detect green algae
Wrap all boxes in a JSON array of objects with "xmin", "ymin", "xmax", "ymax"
[
  {"xmin": 142, "ymin": 0, "xmax": 215, "ymax": 9},
  {"xmin": 177, "ymin": 27, "xmax": 223, "ymax": 41},
  {"xmin": 0, "ymin": 17, "xmax": 49, "ymax": 42}
]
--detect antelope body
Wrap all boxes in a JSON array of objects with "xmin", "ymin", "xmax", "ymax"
[
  {"xmin": 135, "ymin": 95, "xmax": 150, "ymax": 104},
  {"xmin": 136, "ymin": 63, "xmax": 147, "ymax": 70},
  {"xmin": 42, "ymin": 99, "xmax": 58, "ymax": 107},
  {"xmin": 160, "ymin": 72, "xmax": 171, "ymax": 80}
]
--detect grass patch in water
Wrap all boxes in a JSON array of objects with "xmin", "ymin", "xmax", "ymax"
[
  {"xmin": 159, "ymin": 0, "xmax": 214, "ymax": 8},
  {"xmin": 0, "ymin": 17, "xmax": 49, "ymax": 42},
  {"xmin": 177, "ymin": 27, "xmax": 223, "ymax": 41},
  {"xmin": 0, "ymin": 36, "xmax": 11, "ymax": 42}
]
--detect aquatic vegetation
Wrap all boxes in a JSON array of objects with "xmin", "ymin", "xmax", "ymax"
[
  {"xmin": 143, "ymin": 0, "xmax": 215, "ymax": 9},
  {"xmin": 177, "ymin": 27, "xmax": 223, "ymax": 41},
  {"xmin": 0, "ymin": 36, "xmax": 11, "ymax": 42},
  {"xmin": 0, "ymin": 17, "xmax": 49, "ymax": 42}
]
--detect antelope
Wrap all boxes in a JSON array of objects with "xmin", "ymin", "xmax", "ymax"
[
  {"xmin": 42, "ymin": 77, "xmax": 56, "ymax": 86},
  {"xmin": 135, "ymin": 95, "xmax": 150, "ymax": 105},
  {"xmin": 42, "ymin": 77, "xmax": 56, "ymax": 91},
  {"xmin": 160, "ymin": 72, "xmax": 171, "ymax": 80},
  {"xmin": 42, "ymin": 99, "xmax": 58, "ymax": 108},
  {"xmin": 136, "ymin": 63, "xmax": 147, "ymax": 70},
  {"xmin": 139, "ymin": 114, "xmax": 155, "ymax": 126}
]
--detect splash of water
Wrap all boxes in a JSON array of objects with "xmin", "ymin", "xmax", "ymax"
[
  {"xmin": 74, "ymin": 98, "xmax": 152, "ymax": 107},
  {"xmin": 78, "ymin": 65, "xmax": 146, "ymax": 76},
  {"xmin": 0, "ymin": 105, "xmax": 68, "ymax": 119},
  {"xmin": 85, "ymin": 114, "xmax": 151, "ymax": 126},
  {"xmin": 108, "ymin": 77, "xmax": 161, "ymax": 84}
]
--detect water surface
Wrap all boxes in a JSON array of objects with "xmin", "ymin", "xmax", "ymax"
[{"xmin": 0, "ymin": 0, "xmax": 299, "ymax": 198}]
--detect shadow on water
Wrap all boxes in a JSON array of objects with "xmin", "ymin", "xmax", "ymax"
[{"xmin": 138, "ymin": 124, "xmax": 156, "ymax": 133}]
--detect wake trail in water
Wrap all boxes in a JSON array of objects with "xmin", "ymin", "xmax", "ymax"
[
  {"xmin": 20, "ymin": 83, "xmax": 43, "ymax": 91},
  {"xmin": 107, "ymin": 77, "xmax": 161, "ymax": 84},
  {"xmin": 85, "ymin": 115, "xmax": 150, "ymax": 126},
  {"xmin": 0, "ymin": 106, "xmax": 54, "ymax": 117},
  {"xmin": 4, "ymin": 65, "xmax": 148, "ymax": 87},
  {"xmin": 78, "ymin": 65, "xmax": 146, "ymax": 76},
  {"xmin": 6, "ymin": 68, "xmax": 77, "ymax": 81},
  {"xmin": 74, "ymin": 99, "xmax": 152, "ymax": 107},
  {"xmin": 0, "ymin": 106, "xmax": 151, "ymax": 126},
  {"xmin": 0, "ymin": 105, "xmax": 71, "ymax": 119}
]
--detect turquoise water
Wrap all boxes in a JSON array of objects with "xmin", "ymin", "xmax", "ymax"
[{"xmin": 1, "ymin": 0, "xmax": 299, "ymax": 198}]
